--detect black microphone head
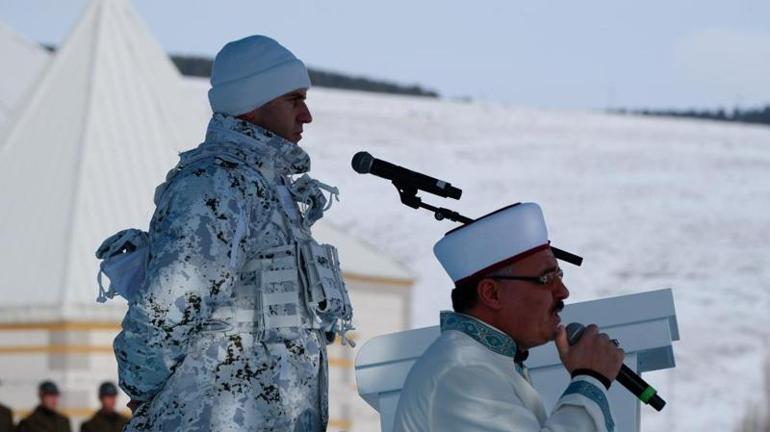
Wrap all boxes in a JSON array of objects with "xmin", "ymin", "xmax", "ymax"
[
  {"xmin": 566, "ymin": 322, "xmax": 585, "ymax": 345},
  {"xmin": 351, "ymin": 151, "xmax": 374, "ymax": 174}
]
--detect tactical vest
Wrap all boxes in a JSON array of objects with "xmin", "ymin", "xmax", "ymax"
[
  {"xmin": 96, "ymin": 150, "xmax": 354, "ymax": 346},
  {"xmin": 208, "ymin": 156, "xmax": 353, "ymax": 345}
]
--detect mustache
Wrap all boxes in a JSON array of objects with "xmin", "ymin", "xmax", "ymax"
[{"xmin": 552, "ymin": 301, "xmax": 565, "ymax": 313}]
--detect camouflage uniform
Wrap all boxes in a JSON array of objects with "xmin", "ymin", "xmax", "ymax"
[
  {"xmin": 0, "ymin": 403, "xmax": 12, "ymax": 432},
  {"xmin": 15, "ymin": 406, "xmax": 71, "ymax": 432},
  {"xmin": 114, "ymin": 113, "xmax": 352, "ymax": 431},
  {"xmin": 79, "ymin": 411, "xmax": 128, "ymax": 432}
]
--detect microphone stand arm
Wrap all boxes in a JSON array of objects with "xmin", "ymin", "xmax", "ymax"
[
  {"xmin": 392, "ymin": 181, "xmax": 473, "ymax": 224},
  {"xmin": 390, "ymin": 181, "xmax": 583, "ymax": 266}
]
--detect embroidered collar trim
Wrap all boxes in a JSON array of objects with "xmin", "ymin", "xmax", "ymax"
[{"xmin": 440, "ymin": 311, "xmax": 527, "ymax": 361}]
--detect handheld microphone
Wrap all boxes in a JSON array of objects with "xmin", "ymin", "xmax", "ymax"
[
  {"xmin": 351, "ymin": 151, "xmax": 462, "ymax": 199},
  {"xmin": 566, "ymin": 322, "xmax": 666, "ymax": 411}
]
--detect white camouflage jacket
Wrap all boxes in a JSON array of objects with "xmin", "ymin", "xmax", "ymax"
[{"xmin": 113, "ymin": 113, "xmax": 352, "ymax": 432}]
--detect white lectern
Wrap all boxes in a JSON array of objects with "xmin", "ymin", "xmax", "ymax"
[{"xmin": 355, "ymin": 289, "xmax": 678, "ymax": 432}]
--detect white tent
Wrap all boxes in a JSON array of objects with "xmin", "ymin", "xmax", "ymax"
[
  {"xmin": 0, "ymin": 1, "xmax": 412, "ymax": 428},
  {"xmin": 0, "ymin": 22, "xmax": 49, "ymax": 130},
  {"xmin": 0, "ymin": 0, "xmax": 211, "ymax": 322}
]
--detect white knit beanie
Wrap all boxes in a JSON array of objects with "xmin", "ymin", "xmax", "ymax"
[
  {"xmin": 434, "ymin": 203, "xmax": 550, "ymax": 285},
  {"xmin": 208, "ymin": 35, "xmax": 311, "ymax": 115}
]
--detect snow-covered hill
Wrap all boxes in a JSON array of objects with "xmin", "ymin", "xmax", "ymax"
[
  {"xmin": 307, "ymin": 90, "xmax": 770, "ymax": 432},
  {"xmin": 183, "ymin": 79, "xmax": 770, "ymax": 431}
]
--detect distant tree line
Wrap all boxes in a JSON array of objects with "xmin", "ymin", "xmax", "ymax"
[
  {"xmin": 171, "ymin": 54, "xmax": 439, "ymax": 98},
  {"xmin": 41, "ymin": 45, "xmax": 439, "ymax": 98},
  {"xmin": 611, "ymin": 105, "xmax": 770, "ymax": 127}
]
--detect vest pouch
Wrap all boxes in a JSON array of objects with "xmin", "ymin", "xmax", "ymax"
[
  {"xmin": 301, "ymin": 241, "xmax": 353, "ymax": 329},
  {"xmin": 259, "ymin": 266, "xmax": 304, "ymax": 342},
  {"xmin": 95, "ymin": 229, "xmax": 150, "ymax": 303},
  {"xmin": 231, "ymin": 244, "xmax": 305, "ymax": 342}
]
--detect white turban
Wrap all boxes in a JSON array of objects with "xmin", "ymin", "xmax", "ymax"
[{"xmin": 434, "ymin": 203, "xmax": 550, "ymax": 285}]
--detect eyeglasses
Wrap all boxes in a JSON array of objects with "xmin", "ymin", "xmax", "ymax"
[{"xmin": 488, "ymin": 268, "xmax": 564, "ymax": 286}]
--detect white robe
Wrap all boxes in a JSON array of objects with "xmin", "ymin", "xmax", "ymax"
[{"xmin": 393, "ymin": 315, "xmax": 614, "ymax": 432}]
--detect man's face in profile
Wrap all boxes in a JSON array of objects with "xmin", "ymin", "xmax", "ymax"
[
  {"xmin": 492, "ymin": 248, "xmax": 569, "ymax": 350},
  {"xmin": 241, "ymin": 89, "xmax": 313, "ymax": 143}
]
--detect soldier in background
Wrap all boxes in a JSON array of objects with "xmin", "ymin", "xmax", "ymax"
[
  {"xmin": 15, "ymin": 381, "xmax": 71, "ymax": 432},
  {"xmin": 0, "ymin": 379, "xmax": 14, "ymax": 432},
  {"xmin": 80, "ymin": 383, "xmax": 128, "ymax": 432},
  {"xmin": 0, "ymin": 402, "xmax": 12, "ymax": 432}
]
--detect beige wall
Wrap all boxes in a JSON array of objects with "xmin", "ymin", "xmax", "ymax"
[{"xmin": 329, "ymin": 277, "xmax": 412, "ymax": 432}]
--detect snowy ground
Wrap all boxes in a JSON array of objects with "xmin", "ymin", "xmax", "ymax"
[
  {"xmin": 182, "ymin": 80, "xmax": 770, "ymax": 431},
  {"xmin": 300, "ymin": 88, "xmax": 770, "ymax": 432}
]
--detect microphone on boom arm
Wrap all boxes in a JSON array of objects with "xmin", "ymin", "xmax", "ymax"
[
  {"xmin": 351, "ymin": 151, "xmax": 462, "ymax": 200},
  {"xmin": 350, "ymin": 150, "xmax": 583, "ymax": 266}
]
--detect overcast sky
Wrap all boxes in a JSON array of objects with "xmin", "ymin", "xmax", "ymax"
[{"xmin": 2, "ymin": 0, "xmax": 769, "ymax": 110}]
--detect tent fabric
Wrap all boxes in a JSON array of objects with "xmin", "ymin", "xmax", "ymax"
[{"xmin": 0, "ymin": 22, "xmax": 49, "ymax": 130}]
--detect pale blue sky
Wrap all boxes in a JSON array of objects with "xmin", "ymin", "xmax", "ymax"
[{"xmin": 2, "ymin": 0, "xmax": 769, "ymax": 110}]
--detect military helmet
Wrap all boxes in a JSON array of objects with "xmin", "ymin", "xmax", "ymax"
[
  {"xmin": 39, "ymin": 380, "xmax": 60, "ymax": 395},
  {"xmin": 98, "ymin": 381, "xmax": 118, "ymax": 397}
]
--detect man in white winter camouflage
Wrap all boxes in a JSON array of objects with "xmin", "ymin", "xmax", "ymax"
[{"xmin": 114, "ymin": 35, "xmax": 353, "ymax": 431}]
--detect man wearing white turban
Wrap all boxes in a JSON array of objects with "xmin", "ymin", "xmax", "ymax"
[{"xmin": 393, "ymin": 203, "xmax": 623, "ymax": 432}]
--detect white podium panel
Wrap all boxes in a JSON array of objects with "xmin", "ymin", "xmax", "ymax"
[{"xmin": 355, "ymin": 289, "xmax": 679, "ymax": 432}]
